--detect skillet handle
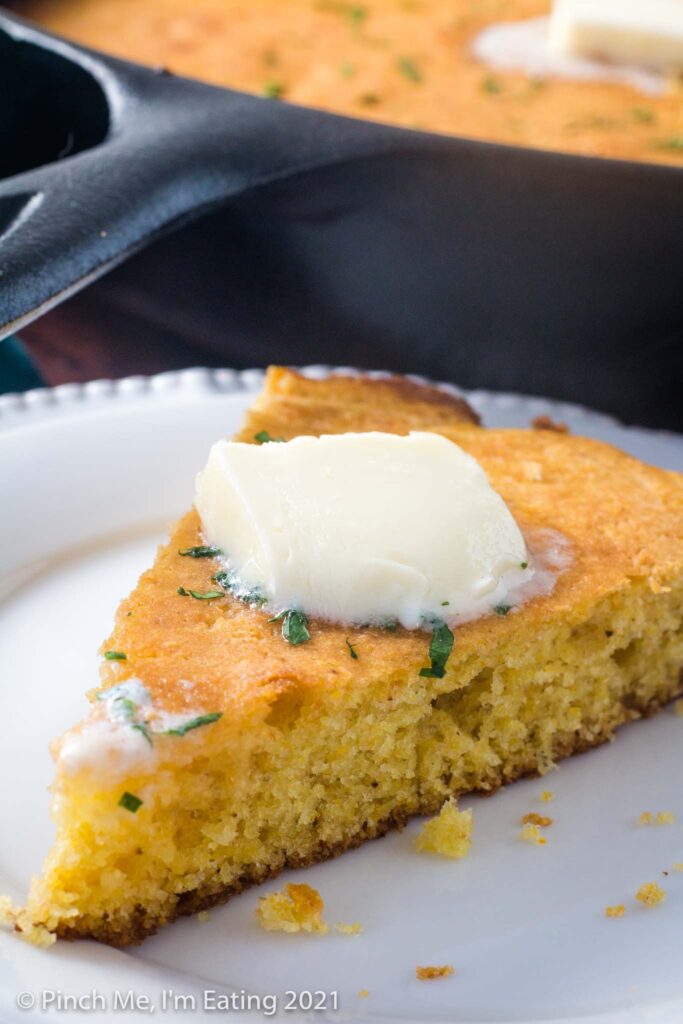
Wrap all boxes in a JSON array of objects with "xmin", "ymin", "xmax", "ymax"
[{"xmin": 0, "ymin": 10, "xmax": 408, "ymax": 340}]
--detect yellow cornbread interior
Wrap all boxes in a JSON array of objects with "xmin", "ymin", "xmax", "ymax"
[{"xmin": 18, "ymin": 369, "xmax": 683, "ymax": 946}]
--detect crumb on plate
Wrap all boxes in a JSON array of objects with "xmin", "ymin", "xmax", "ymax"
[
  {"xmin": 656, "ymin": 811, "xmax": 675, "ymax": 825},
  {"xmin": 197, "ymin": 910, "xmax": 210, "ymax": 923},
  {"xmin": 415, "ymin": 798, "xmax": 472, "ymax": 859},
  {"xmin": 674, "ymin": 698, "xmax": 683, "ymax": 717},
  {"xmin": 673, "ymin": 863, "xmax": 683, "ymax": 873},
  {"xmin": 605, "ymin": 904, "xmax": 625, "ymax": 918},
  {"xmin": 520, "ymin": 822, "xmax": 547, "ymax": 845},
  {"xmin": 638, "ymin": 811, "xmax": 653, "ymax": 825},
  {"xmin": 522, "ymin": 812, "xmax": 553, "ymax": 827},
  {"xmin": 358, "ymin": 989, "xmax": 369, "ymax": 998},
  {"xmin": 336, "ymin": 922, "xmax": 363, "ymax": 935},
  {"xmin": 635, "ymin": 882, "xmax": 666, "ymax": 908},
  {"xmin": 541, "ymin": 790, "xmax": 554, "ymax": 802},
  {"xmin": 257, "ymin": 883, "xmax": 328, "ymax": 934},
  {"xmin": 416, "ymin": 965, "xmax": 454, "ymax": 981},
  {"xmin": 532, "ymin": 414, "xmax": 569, "ymax": 433}
]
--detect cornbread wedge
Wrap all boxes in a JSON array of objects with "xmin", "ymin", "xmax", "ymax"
[{"xmin": 14, "ymin": 368, "xmax": 683, "ymax": 947}]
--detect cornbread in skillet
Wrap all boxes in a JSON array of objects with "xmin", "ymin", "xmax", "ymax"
[
  {"xmin": 14, "ymin": 0, "xmax": 683, "ymax": 166},
  {"xmin": 15, "ymin": 367, "xmax": 683, "ymax": 947}
]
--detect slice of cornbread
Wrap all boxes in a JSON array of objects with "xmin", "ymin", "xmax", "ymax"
[{"xmin": 14, "ymin": 368, "xmax": 683, "ymax": 947}]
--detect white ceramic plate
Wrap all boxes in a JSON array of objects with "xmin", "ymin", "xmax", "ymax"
[{"xmin": 1, "ymin": 367, "xmax": 682, "ymax": 1024}]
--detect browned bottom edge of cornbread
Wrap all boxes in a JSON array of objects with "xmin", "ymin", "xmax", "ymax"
[{"xmin": 52, "ymin": 680, "xmax": 681, "ymax": 948}]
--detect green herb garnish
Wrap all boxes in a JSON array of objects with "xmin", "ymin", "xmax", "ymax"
[
  {"xmin": 212, "ymin": 569, "xmax": 267, "ymax": 607},
  {"xmin": 104, "ymin": 651, "xmax": 127, "ymax": 661},
  {"xmin": 632, "ymin": 107, "xmax": 654, "ymax": 124},
  {"xmin": 103, "ymin": 690, "xmax": 153, "ymax": 746},
  {"xmin": 379, "ymin": 618, "xmax": 397, "ymax": 631},
  {"xmin": 263, "ymin": 81, "xmax": 284, "ymax": 100},
  {"xmin": 119, "ymin": 791, "xmax": 143, "ymax": 813},
  {"xmin": 419, "ymin": 621, "xmax": 454, "ymax": 679},
  {"xmin": 520, "ymin": 561, "xmax": 528, "ymax": 569},
  {"xmin": 178, "ymin": 546, "xmax": 223, "ymax": 559},
  {"xmin": 494, "ymin": 604, "xmax": 512, "ymax": 616},
  {"xmin": 269, "ymin": 609, "xmax": 311, "ymax": 645},
  {"xmin": 177, "ymin": 586, "xmax": 225, "ymax": 600},
  {"xmin": 658, "ymin": 136, "xmax": 683, "ymax": 152},
  {"xmin": 482, "ymin": 75, "xmax": 502, "ymax": 95},
  {"xmin": 254, "ymin": 430, "xmax": 285, "ymax": 443},
  {"xmin": 348, "ymin": 4, "xmax": 366, "ymax": 27},
  {"xmin": 441, "ymin": 600, "xmax": 450, "ymax": 607},
  {"xmin": 161, "ymin": 712, "xmax": 223, "ymax": 737},
  {"xmin": 339, "ymin": 60, "xmax": 356, "ymax": 78},
  {"xmin": 346, "ymin": 638, "xmax": 359, "ymax": 660},
  {"xmin": 397, "ymin": 57, "xmax": 423, "ymax": 83}
]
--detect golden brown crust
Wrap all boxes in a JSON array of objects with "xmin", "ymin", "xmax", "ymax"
[
  {"xmin": 55, "ymin": 682, "xmax": 681, "ymax": 947},
  {"xmin": 237, "ymin": 366, "xmax": 479, "ymax": 443}
]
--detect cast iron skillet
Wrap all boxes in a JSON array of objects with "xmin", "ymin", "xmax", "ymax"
[{"xmin": 1, "ymin": 8, "xmax": 683, "ymax": 429}]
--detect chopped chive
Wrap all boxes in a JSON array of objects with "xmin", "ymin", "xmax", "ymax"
[
  {"xmin": 119, "ymin": 791, "xmax": 143, "ymax": 813},
  {"xmin": 494, "ymin": 604, "xmax": 512, "ymax": 616},
  {"xmin": 632, "ymin": 107, "xmax": 654, "ymax": 124},
  {"xmin": 419, "ymin": 621, "xmax": 454, "ymax": 679},
  {"xmin": 132, "ymin": 722, "xmax": 153, "ymax": 746},
  {"xmin": 520, "ymin": 561, "xmax": 528, "ymax": 569},
  {"xmin": 441, "ymin": 600, "xmax": 450, "ymax": 606},
  {"xmin": 657, "ymin": 136, "xmax": 683, "ymax": 152},
  {"xmin": 397, "ymin": 56, "xmax": 423, "ymax": 83},
  {"xmin": 263, "ymin": 81, "xmax": 284, "ymax": 100},
  {"xmin": 348, "ymin": 4, "xmax": 366, "ymax": 27},
  {"xmin": 212, "ymin": 570, "xmax": 267, "ymax": 607},
  {"xmin": 177, "ymin": 586, "xmax": 225, "ymax": 600},
  {"xmin": 346, "ymin": 638, "xmax": 359, "ymax": 660},
  {"xmin": 178, "ymin": 546, "xmax": 222, "ymax": 559},
  {"xmin": 162, "ymin": 712, "xmax": 223, "ymax": 737},
  {"xmin": 269, "ymin": 609, "xmax": 311, "ymax": 645},
  {"xmin": 482, "ymin": 74, "xmax": 502, "ymax": 95},
  {"xmin": 379, "ymin": 618, "xmax": 397, "ymax": 631},
  {"xmin": 254, "ymin": 429, "xmax": 285, "ymax": 443},
  {"xmin": 104, "ymin": 651, "xmax": 127, "ymax": 661}
]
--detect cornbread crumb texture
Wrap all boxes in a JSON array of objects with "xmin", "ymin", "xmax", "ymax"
[
  {"xmin": 336, "ymin": 922, "xmax": 363, "ymax": 935},
  {"xmin": 257, "ymin": 884, "xmax": 328, "ymax": 935},
  {"xmin": 522, "ymin": 812, "xmax": 553, "ymax": 827},
  {"xmin": 0, "ymin": 897, "xmax": 56, "ymax": 948},
  {"xmin": 416, "ymin": 965, "xmax": 454, "ymax": 981},
  {"xmin": 531, "ymin": 415, "xmax": 569, "ymax": 434},
  {"xmin": 520, "ymin": 823, "xmax": 547, "ymax": 845},
  {"xmin": 605, "ymin": 904, "xmax": 625, "ymax": 918},
  {"xmin": 635, "ymin": 882, "xmax": 666, "ymax": 907},
  {"xmin": 415, "ymin": 799, "xmax": 473, "ymax": 859},
  {"xmin": 638, "ymin": 810, "xmax": 675, "ymax": 825}
]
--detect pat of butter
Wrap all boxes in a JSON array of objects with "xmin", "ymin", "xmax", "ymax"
[
  {"xmin": 550, "ymin": 0, "xmax": 683, "ymax": 71},
  {"xmin": 195, "ymin": 432, "xmax": 528, "ymax": 630}
]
